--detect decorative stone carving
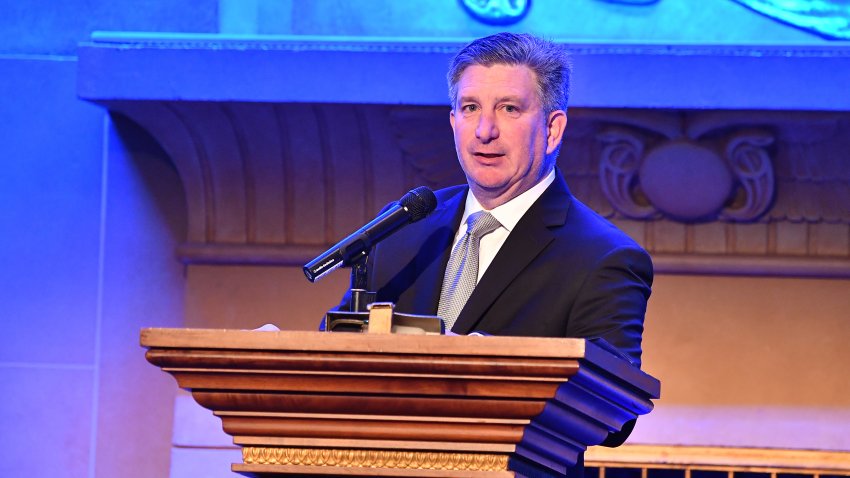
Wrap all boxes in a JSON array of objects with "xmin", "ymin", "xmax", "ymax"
[
  {"xmin": 389, "ymin": 106, "xmax": 464, "ymax": 189},
  {"xmin": 598, "ymin": 122, "xmax": 775, "ymax": 223},
  {"xmin": 100, "ymin": 101, "xmax": 849, "ymax": 276},
  {"xmin": 721, "ymin": 131, "xmax": 775, "ymax": 221},
  {"xmin": 598, "ymin": 128, "xmax": 656, "ymax": 219},
  {"xmin": 459, "ymin": 0, "xmax": 531, "ymax": 25},
  {"xmin": 731, "ymin": 0, "xmax": 850, "ymax": 41},
  {"xmin": 107, "ymin": 101, "xmax": 413, "ymax": 253},
  {"xmin": 641, "ymin": 140, "xmax": 735, "ymax": 221}
]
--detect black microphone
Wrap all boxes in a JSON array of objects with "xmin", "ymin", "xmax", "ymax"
[{"xmin": 303, "ymin": 186, "xmax": 437, "ymax": 282}]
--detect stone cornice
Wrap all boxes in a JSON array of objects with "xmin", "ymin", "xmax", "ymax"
[
  {"xmin": 77, "ymin": 33, "xmax": 850, "ymax": 110},
  {"xmin": 87, "ymin": 32, "xmax": 850, "ymax": 57}
]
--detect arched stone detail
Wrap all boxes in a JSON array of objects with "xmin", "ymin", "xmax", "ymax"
[
  {"xmin": 108, "ymin": 101, "xmax": 212, "ymax": 243},
  {"xmin": 103, "ymin": 101, "xmax": 414, "ymax": 264},
  {"xmin": 96, "ymin": 101, "xmax": 850, "ymax": 276}
]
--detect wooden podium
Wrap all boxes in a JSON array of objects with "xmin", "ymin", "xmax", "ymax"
[{"xmin": 141, "ymin": 328, "xmax": 660, "ymax": 477}]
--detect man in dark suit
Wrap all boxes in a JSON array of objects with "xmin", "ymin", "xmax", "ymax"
[
  {"xmin": 343, "ymin": 32, "xmax": 652, "ymax": 477},
  {"xmin": 363, "ymin": 32, "xmax": 652, "ymax": 364},
  {"xmin": 367, "ymin": 173, "xmax": 651, "ymax": 366}
]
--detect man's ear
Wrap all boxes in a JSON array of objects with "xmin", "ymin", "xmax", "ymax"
[
  {"xmin": 449, "ymin": 109, "xmax": 456, "ymax": 133},
  {"xmin": 545, "ymin": 110, "xmax": 568, "ymax": 155}
]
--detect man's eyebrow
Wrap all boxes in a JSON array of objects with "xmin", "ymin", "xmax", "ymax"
[
  {"xmin": 497, "ymin": 95, "xmax": 525, "ymax": 104},
  {"xmin": 458, "ymin": 95, "xmax": 526, "ymax": 104}
]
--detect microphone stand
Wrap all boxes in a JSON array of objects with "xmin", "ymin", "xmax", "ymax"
[
  {"xmin": 325, "ymin": 252, "xmax": 443, "ymax": 335},
  {"xmin": 347, "ymin": 254, "xmax": 376, "ymax": 313}
]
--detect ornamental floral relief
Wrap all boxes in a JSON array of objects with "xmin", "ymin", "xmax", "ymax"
[
  {"xmin": 392, "ymin": 106, "xmax": 850, "ymax": 266},
  {"xmin": 721, "ymin": 131, "xmax": 776, "ymax": 221},
  {"xmin": 598, "ymin": 119, "xmax": 776, "ymax": 223}
]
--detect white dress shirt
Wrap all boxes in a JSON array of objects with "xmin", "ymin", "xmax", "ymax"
[{"xmin": 452, "ymin": 169, "xmax": 556, "ymax": 281}]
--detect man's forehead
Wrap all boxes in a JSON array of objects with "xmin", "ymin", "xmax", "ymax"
[
  {"xmin": 456, "ymin": 64, "xmax": 538, "ymax": 100},
  {"xmin": 459, "ymin": 63, "xmax": 535, "ymax": 83},
  {"xmin": 459, "ymin": 62, "xmax": 535, "ymax": 78}
]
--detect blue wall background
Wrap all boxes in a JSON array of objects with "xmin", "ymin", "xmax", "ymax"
[
  {"xmin": 0, "ymin": 2, "xmax": 210, "ymax": 477},
  {"xmin": 0, "ymin": 1, "xmax": 846, "ymax": 477}
]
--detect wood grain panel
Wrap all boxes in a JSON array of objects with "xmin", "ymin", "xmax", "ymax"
[
  {"xmin": 142, "ymin": 329, "xmax": 659, "ymax": 477},
  {"xmin": 194, "ymin": 392, "xmax": 546, "ymax": 418}
]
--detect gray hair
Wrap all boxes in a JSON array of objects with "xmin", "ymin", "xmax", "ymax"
[{"xmin": 447, "ymin": 32, "xmax": 572, "ymax": 116}]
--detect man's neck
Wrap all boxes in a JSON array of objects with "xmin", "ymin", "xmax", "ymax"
[{"xmin": 470, "ymin": 167, "xmax": 556, "ymax": 210}]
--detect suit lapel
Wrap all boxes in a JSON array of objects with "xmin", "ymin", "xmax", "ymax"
[{"xmin": 451, "ymin": 172, "xmax": 573, "ymax": 334}]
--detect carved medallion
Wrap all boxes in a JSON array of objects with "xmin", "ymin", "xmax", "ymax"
[
  {"xmin": 639, "ymin": 141, "xmax": 734, "ymax": 221},
  {"xmin": 459, "ymin": 0, "xmax": 531, "ymax": 25},
  {"xmin": 598, "ymin": 122, "xmax": 776, "ymax": 223}
]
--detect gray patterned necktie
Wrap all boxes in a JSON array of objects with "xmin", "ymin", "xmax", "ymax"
[{"xmin": 437, "ymin": 211, "xmax": 502, "ymax": 330}]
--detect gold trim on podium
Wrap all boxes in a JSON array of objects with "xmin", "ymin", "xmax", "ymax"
[
  {"xmin": 142, "ymin": 328, "xmax": 660, "ymax": 477},
  {"xmin": 243, "ymin": 447, "xmax": 509, "ymax": 471}
]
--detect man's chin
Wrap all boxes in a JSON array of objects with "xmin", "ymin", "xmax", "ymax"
[
  {"xmin": 466, "ymin": 175, "xmax": 510, "ymax": 193},
  {"xmin": 468, "ymin": 179, "xmax": 515, "ymax": 201}
]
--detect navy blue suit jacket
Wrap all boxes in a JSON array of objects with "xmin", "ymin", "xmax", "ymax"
[{"xmin": 364, "ymin": 169, "xmax": 652, "ymax": 367}]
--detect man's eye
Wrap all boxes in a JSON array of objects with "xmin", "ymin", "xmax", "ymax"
[
  {"xmin": 462, "ymin": 104, "xmax": 478, "ymax": 113},
  {"xmin": 504, "ymin": 105, "xmax": 518, "ymax": 113}
]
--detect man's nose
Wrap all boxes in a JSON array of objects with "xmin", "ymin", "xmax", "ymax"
[{"xmin": 475, "ymin": 111, "xmax": 499, "ymax": 142}]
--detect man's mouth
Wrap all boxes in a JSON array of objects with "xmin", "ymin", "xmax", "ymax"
[{"xmin": 473, "ymin": 152, "xmax": 504, "ymax": 159}]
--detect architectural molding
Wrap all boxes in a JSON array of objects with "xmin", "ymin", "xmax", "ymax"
[
  {"xmin": 88, "ymin": 32, "xmax": 850, "ymax": 58},
  {"xmin": 598, "ymin": 125, "xmax": 776, "ymax": 222},
  {"xmin": 97, "ymin": 101, "xmax": 849, "ymax": 277},
  {"xmin": 78, "ymin": 34, "xmax": 850, "ymax": 109}
]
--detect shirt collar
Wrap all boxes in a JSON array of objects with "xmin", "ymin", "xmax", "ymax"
[{"xmin": 461, "ymin": 168, "xmax": 556, "ymax": 232}]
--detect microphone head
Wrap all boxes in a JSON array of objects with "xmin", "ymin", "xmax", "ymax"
[{"xmin": 399, "ymin": 186, "xmax": 437, "ymax": 221}]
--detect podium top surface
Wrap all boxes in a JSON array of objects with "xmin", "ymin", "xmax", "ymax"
[
  {"xmin": 140, "ymin": 328, "xmax": 659, "ymax": 397},
  {"xmin": 141, "ymin": 328, "xmax": 590, "ymax": 356}
]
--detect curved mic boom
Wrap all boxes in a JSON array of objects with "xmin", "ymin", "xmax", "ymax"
[{"xmin": 303, "ymin": 186, "xmax": 437, "ymax": 282}]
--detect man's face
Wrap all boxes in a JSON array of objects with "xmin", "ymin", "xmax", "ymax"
[{"xmin": 450, "ymin": 63, "xmax": 566, "ymax": 208}]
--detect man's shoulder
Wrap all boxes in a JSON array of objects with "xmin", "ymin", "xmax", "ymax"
[
  {"xmin": 562, "ymin": 195, "xmax": 646, "ymax": 253},
  {"xmin": 549, "ymin": 194, "xmax": 654, "ymax": 288}
]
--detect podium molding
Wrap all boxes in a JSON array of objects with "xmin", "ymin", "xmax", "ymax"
[{"xmin": 141, "ymin": 329, "xmax": 660, "ymax": 477}]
